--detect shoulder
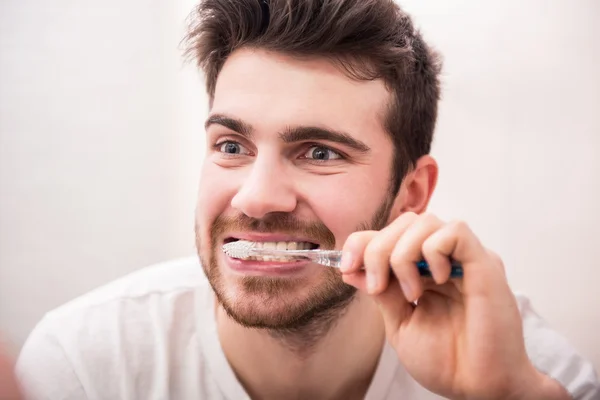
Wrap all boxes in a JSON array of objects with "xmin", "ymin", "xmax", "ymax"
[
  {"xmin": 47, "ymin": 256, "xmax": 205, "ymax": 312},
  {"xmin": 16, "ymin": 257, "xmax": 214, "ymax": 399},
  {"xmin": 26, "ymin": 256, "xmax": 209, "ymax": 343},
  {"xmin": 20, "ymin": 255, "xmax": 210, "ymax": 348}
]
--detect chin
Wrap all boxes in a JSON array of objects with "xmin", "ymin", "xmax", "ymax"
[
  {"xmin": 218, "ymin": 273, "xmax": 313, "ymax": 325},
  {"xmin": 221, "ymin": 293, "xmax": 307, "ymax": 329},
  {"xmin": 215, "ymin": 270, "xmax": 357, "ymax": 330}
]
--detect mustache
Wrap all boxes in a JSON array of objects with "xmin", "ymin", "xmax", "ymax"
[{"xmin": 210, "ymin": 212, "xmax": 336, "ymax": 249}]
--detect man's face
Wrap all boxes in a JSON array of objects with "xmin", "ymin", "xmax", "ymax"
[{"xmin": 196, "ymin": 48, "xmax": 396, "ymax": 329}]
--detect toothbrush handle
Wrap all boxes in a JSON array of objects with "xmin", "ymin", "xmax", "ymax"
[
  {"xmin": 310, "ymin": 251, "xmax": 463, "ymax": 278},
  {"xmin": 416, "ymin": 260, "xmax": 463, "ymax": 278}
]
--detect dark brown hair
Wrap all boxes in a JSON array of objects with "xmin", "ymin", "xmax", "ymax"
[{"xmin": 184, "ymin": 0, "xmax": 442, "ymax": 193}]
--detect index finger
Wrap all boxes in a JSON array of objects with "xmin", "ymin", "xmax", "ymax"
[{"xmin": 339, "ymin": 230, "xmax": 377, "ymax": 273}]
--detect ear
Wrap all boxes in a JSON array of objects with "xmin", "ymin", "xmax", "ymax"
[{"xmin": 388, "ymin": 155, "xmax": 438, "ymax": 219}]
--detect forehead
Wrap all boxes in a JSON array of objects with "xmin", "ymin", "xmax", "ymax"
[{"xmin": 211, "ymin": 48, "xmax": 391, "ymax": 142}]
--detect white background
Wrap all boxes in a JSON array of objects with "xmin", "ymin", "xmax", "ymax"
[{"xmin": 1, "ymin": 0, "xmax": 599, "ymax": 372}]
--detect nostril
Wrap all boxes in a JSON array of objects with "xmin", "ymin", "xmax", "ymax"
[{"xmin": 230, "ymin": 178, "xmax": 298, "ymax": 218}]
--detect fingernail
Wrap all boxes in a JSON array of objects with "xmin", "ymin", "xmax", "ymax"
[
  {"xmin": 340, "ymin": 252, "xmax": 353, "ymax": 272},
  {"xmin": 367, "ymin": 272, "xmax": 378, "ymax": 294},
  {"xmin": 400, "ymin": 281, "xmax": 413, "ymax": 302}
]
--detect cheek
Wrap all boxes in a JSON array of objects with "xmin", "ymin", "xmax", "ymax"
[
  {"xmin": 302, "ymin": 172, "xmax": 390, "ymax": 247},
  {"xmin": 196, "ymin": 162, "xmax": 238, "ymax": 234}
]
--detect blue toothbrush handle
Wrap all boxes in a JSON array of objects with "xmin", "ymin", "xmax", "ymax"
[
  {"xmin": 415, "ymin": 260, "xmax": 463, "ymax": 278},
  {"xmin": 310, "ymin": 251, "xmax": 464, "ymax": 278}
]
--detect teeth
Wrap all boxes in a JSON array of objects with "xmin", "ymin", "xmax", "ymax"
[
  {"xmin": 246, "ymin": 241, "xmax": 315, "ymax": 251},
  {"xmin": 243, "ymin": 255, "xmax": 297, "ymax": 262},
  {"xmin": 263, "ymin": 242, "xmax": 277, "ymax": 250},
  {"xmin": 231, "ymin": 240, "xmax": 316, "ymax": 262}
]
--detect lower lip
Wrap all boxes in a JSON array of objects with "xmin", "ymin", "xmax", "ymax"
[{"xmin": 224, "ymin": 254, "xmax": 311, "ymax": 276}]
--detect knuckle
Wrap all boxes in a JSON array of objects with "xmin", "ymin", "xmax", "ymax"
[
  {"xmin": 401, "ymin": 211, "xmax": 418, "ymax": 219},
  {"xmin": 363, "ymin": 241, "xmax": 389, "ymax": 268},
  {"xmin": 390, "ymin": 246, "xmax": 411, "ymax": 268},
  {"xmin": 487, "ymin": 249, "xmax": 505, "ymax": 272},
  {"xmin": 364, "ymin": 236, "xmax": 388, "ymax": 261},
  {"xmin": 448, "ymin": 219, "xmax": 471, "ymax": 236},
  {"xmin": 344, "ymin": 230, "xmax": 373, "ymax": 250},
  {"xmin": 421, "ymin": 212, "xmax": 440, "ymax": 224},
  {"xmin": 486, "ymin": 249, "xmax": 500, "ymax": 263},
  {"xmin": 421, "ymin": 237, "xmax": 438, "ymax": 254},
  {"xmin": 394, "ymin": 211, "xmax": 418, "ymax": 226}
]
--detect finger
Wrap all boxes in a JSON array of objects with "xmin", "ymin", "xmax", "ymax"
[
  {"xmin": 339, "ymin": 230, "xmax": 378, "ymax": 292},
  {"xmin": 430, "ymin": 220, "xmax": 486, "ymax": 263},
  {"xmin": 362, "ymin": 212, "xmax": 420, "ymax": 295},
  {"xmin": 425, "ymin": 220, "xmax": 504, "ymax": 296},
  {"xmin": 373, "ymin": 279, "xmax": 415, "ymax": 338},
  {"xmin": 340, "ymin": 230, "xmax": 378, "ymax": 274},
  {"xmin": 341, "ymin": 271, "xmax": 367, "ymax": 292},
  {"xmin": 389, "ymin": 213, "xmax": 445, "ymax": 302},
  {"xmin": 422, "ymin": 233, "xmax": 453, "ymax": 285},
  {"xmin": 340, "ymin": 212, "xmax": 419, "ymax": 274}
]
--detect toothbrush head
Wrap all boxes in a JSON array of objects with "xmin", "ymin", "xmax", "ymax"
[{"xmin": 222, "ymin": 240, "xmax": 255, "ymax": 259}]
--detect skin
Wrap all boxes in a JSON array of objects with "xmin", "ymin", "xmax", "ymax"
[
  {"xmin": 196, "ymin": 48, "xmax": 569, "ymax": 400},
  {"xmin": 0, "ymin": 337, "xmax": 22, "ymax": 400}
]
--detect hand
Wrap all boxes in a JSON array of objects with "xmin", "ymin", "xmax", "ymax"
[
  {"xmin": 340, "ymin": 212, "xmax": 568, "ymax": 400},
  {"xmin": 0, "ymin": 336, "xmax": 23, "ymax": 400}
]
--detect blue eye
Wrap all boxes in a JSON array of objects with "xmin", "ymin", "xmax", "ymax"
[
  {"xmin": 217, "ymin": 141, "xmax": 250, "ymax": 155},
  {"xmin": 303, "ymin": 146, "xmax": 341, "ymax": 161}
]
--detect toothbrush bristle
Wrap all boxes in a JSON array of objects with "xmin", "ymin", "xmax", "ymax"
[{"xmin": 222, "ymin": 240, "xmax": 254, "ymax": 259}]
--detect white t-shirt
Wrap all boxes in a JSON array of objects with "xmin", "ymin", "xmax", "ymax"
[{"xmin": 16, "ymin": 257, "xmax": 600, "ymax": 400}]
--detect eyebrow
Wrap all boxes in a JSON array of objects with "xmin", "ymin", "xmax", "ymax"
[
  {"xmin": 205, "ymin": 114, "xmax": 254, "ymax": 139},
  {"xmin": 279, "ymin": 126, "xmax": 371, "ymax": 153},
  {"xmin": 205, "ymin": 113, "xmax": 371, "ymax": 153}
]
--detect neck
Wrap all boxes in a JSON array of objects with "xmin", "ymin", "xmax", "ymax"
[{"xmin": 216, "ymin": 293, "xmax": 386, "ymax": 400}]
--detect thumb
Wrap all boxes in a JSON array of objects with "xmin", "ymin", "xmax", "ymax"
[{"xmin": 373, "ymin": 279, "xmax": 414, "ymax": 338}]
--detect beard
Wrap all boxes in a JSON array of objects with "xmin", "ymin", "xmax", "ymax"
[{"xmin": 196, "ymin": 194, "xmax": 394, "ymax": 334}]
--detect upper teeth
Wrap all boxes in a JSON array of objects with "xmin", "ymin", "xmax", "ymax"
[{"xmin": 251, "ymin": 241, "xmax": 313, "ymax": 250}]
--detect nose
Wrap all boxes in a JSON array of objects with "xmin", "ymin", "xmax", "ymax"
[{"xmin": 230, "ymin": 157, "xmax": 297, "ymax": 219}]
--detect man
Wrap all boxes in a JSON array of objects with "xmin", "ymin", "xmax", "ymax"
[{"xmin": 16, "ymin": 0, "xmax": 599, "ymax": 399}]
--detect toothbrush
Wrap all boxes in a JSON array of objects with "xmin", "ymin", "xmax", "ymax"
[{"xmin": 222, "ymin": 240, "xmax": 463, "ymax": 278}]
